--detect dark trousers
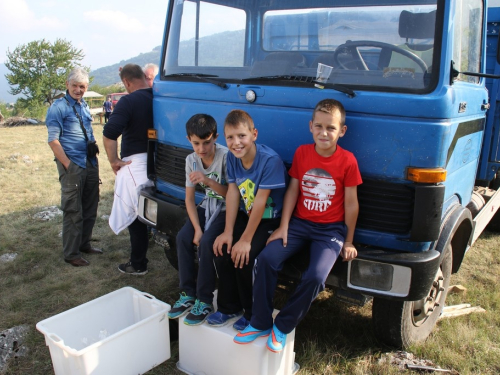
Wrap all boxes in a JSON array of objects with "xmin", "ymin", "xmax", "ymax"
[
  {"xmin": 56, "ymin": 159, "xmax": 99, "ymax": 260},
  {"xmin": 128, "ymin": 218, "xmax": 149, "ymax": 270},
  {"xmin": 214, "ymin": 211, "xmax": 280, "ymax": 320},
  {"xmin": 251, "ymin": 217, "xmax": 346, "ymax": 334},
  {"xmin": 176, "ymin": 206, "xmax": 226, "ymax": 304},
  {"xmin": 104, "ymin": 112, "xmax": 111, "ymax": 123}
]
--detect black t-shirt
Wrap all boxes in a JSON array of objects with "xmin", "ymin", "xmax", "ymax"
[{"xmin": 103, "ymin": 88, "xmax": 153, "ymax": 158}]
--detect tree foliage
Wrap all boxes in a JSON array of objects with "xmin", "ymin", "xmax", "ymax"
[{"xmin": 5, "ymin": 39, "xmax": 87, "ymax": 107}]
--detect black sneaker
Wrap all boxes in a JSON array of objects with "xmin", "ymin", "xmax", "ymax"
[
  {"xmin": 118, "ymin": 261, "xmax": 148, "ymax": 275},
  {"xmin": 168, "ymin": 292, "xmax": 196, "ymax": 319},
  {"xmin": 184, "ymin": 300, "xmax": 213, "ymax": 326}
]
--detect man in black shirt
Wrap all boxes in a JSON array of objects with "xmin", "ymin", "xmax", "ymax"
[{"xmin": 103, "ymin": 64, "xmax": 153, "ymax": 275}]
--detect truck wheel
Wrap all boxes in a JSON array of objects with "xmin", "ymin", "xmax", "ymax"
[
  {"xmin": 164, "ymin": 243, "xmax": 179, "ymax": 270},
  {"xmin": 154, "ymin": 233, "xmax": 179, "ymax": 270},
  {"xmin": 372, "ymin": 243, "xmax": 452, "ymax": 348}
]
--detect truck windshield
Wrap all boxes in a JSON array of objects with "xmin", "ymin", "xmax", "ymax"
[{"xmin": 163, "ymin": 1, "xmax": 439, "ymax": 93}]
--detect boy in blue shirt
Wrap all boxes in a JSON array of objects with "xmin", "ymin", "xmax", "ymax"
[
  {"xmin": 168, "ymin": 114, "xmax": 228, "ymax": 325},
  {"xmin": 234, "ymin": 99, "xmax": 362, "ymax": 352},
  {"xmin": 209, "ymin": 110, "xmax": 288, "ymax": 331}
]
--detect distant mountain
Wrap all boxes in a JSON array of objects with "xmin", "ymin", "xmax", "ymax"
[
  {"xmin": 0, "ymin": 63, "xmax": 20, "ymax": 104},
  {"xmin": 90, "ymin": 46, "xmax": 161, "ymax": 86}
]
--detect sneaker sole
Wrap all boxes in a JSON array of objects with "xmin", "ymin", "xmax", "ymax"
[
  {"xmin": 266, "ymin": 343, "xmax": 283, "ymax": 353},
  {"xmin": 168, "ymin": 306, "xmax": 194, "ymax": 320},
  {"xmin": 117, "ymin": 266, "xmax": 148, "ymax": 275},
  {"xmin": 183, "ymin": 317, "xmax": 208, "ymax": 326},
  {"xmin": 234, "ymin": 333, "xmax": 270, "ymax": 345}
]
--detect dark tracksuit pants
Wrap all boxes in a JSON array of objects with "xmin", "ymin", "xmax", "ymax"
[
  {"xmin": 214, "ymin": 211, "xmax": 281, "ymax": 320},
  {"xmin": 251, "ymin": 217, "xmax": 347, "ymax": 334},
  {"xmin": 176, "ymin": 206, "xmax": 226, "ymax": 304},
  {"xmin": 56, "ymin": 159, "xmax": 99, "ymax": 261}
]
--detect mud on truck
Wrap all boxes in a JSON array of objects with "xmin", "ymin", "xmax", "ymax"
[{"xmin": 137, "ymin": 0, "xmax": 500, "ymax": 347}]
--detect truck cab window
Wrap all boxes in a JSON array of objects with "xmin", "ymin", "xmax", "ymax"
[{"xmin": 453, "ymin": 0, "xmax": 483, "ymax": 83}]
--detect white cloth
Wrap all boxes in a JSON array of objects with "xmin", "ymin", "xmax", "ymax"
[{"xmin": 109, "ymin": 153, "xmax": 153, "ymax": 234}]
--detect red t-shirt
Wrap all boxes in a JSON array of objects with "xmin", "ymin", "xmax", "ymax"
[{"xmin": 289, "ymin": 144, "xmax": 362, "ymax": 223}]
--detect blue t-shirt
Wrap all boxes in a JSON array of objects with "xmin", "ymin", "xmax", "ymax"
[
  {"xmin": 46, "ymin": 92, "xmax": 97, "ymax": 168},
  {"xmin": 227, "ymin": 143, "xmax": 287, "ymax": 219},
  {"xmin": 103, "ymin": 100, "xmax": 112, "ymax": 112}
]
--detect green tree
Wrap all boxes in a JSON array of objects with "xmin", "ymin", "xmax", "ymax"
[{"xmin": 5, "ymin": 39, "xmax": 87, "ymax": 107}]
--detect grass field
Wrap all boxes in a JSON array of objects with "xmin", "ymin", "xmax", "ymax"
[{"xmin": 1, "ymin": 125, "xmax": 500, "ymax": 374}]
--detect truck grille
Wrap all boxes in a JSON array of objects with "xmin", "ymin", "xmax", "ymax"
[
  {"xmin": 155, "ymin": 143, "xmax": 414, "ymax": 234},
  {"xmin": 357, "ymin": 180, "xmax": 414, "ymax": 234},
  {"xmin": 155, "ymin": 144, "xmax": 191, "ymax": 187}
]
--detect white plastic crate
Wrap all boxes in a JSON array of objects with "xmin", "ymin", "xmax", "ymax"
[
  {"xmin": 36, "ymin": 287, "xmax": 171, "ymax": 375},
  {"xmin": 177, "ymin": 312, "xmax": 299, "ymax": 375}
]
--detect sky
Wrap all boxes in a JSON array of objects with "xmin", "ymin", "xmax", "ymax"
[{"xmin": 0, "ymin": 0, "xmax": 169, "ymax": 71}]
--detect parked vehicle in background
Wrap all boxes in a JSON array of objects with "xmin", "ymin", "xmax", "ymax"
[
  {"xmin": 138, "ymin": 0, "xmax": 500, "ymax": 348},
  {"xmin": 106, "ymin": 92, "xmax": 127, "ymax": 108}
]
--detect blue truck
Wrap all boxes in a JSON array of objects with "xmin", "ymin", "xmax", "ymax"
[{"xmin": 137, "ymin": 0, "xmax": 500, "ymax": 347}]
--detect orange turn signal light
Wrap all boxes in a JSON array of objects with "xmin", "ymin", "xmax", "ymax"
[
  {"xmin": 407, "ymin": 167, "xmax": 446, "ymax": 183},
  {"xmin": 148, "ymin": 129, "xmax": 157, "ymax": 139}
]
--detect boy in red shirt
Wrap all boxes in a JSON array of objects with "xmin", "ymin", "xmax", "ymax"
[{"xmin": 234, "ymin": 99, "xmax": 362, "ymax": 352}]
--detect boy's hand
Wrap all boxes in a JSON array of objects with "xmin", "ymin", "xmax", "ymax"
[
  {"xmin": 231, "ymin": 240, "xmax": 251, "ymax": 268},
  {"xmin": 213, "ymin": 231, "xmax": 232, "ymax": 256},
  {"xmin": 340, "ymin": 242, "xmax": 357, "ymax": 261},
  {"xmin": 189, "ymin": 171, "xmax": 206, "ymax": 185},
  {"xmin": 193, "ymin": 228, "xmax": 203, "ymax": 246},
  {"xmin": 266, "ymin": 226, "xmax": 288, "ymax": 246}
]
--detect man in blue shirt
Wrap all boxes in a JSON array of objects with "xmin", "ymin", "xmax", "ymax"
[
  {"xmin": 46, "ymin": 68, "xmax": 102, "ymax": 267},
  {"xmin": 103, "ymin": 97, "xmax": 113, "ymax": 123}
]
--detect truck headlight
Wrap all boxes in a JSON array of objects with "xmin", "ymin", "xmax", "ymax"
[
  {"xmin": 144, "ymin": 199, "xmax": 158, "ymax": 224},
  {"xmin": 348, "ymin": 259, "xmax": 411, "ymax": 297}
]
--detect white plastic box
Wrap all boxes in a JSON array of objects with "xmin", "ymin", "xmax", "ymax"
[
  {"xmin": 177, "ymin": 313, "xmax": 299, "ymax": 375},
  {"xmin": 36, "ymin": 287, "xmax": 171, "ymax": 375}
]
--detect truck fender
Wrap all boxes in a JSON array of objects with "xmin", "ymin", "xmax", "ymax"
[{"xmin": 433, "ymin": 204, "xmax": 473, "ymax": 274}]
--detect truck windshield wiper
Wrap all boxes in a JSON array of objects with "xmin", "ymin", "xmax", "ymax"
[
  {"xmin": 164, "ymin": 73, "xmax": 227, "ymax": 89},
  {"xmin": 241, "ymin": 75, "xmax": 355, "ymax": 98}
]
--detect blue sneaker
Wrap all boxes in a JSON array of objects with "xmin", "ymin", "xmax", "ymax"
[
  {"xmin": 266, "ymin": 325, "xmax": 287, "ymax": 353},
  {"xmin": 232, "ymin": 316, "xmax": 250, "ymax": 331},
  {"xmin": 184, "ymin": 300, "xmax": 213, "ymax": 326},
  {"xmin": 234, "ymin": 324, "xmax": 271, "ymax": 344},
  {"xmin": 206, "ymin": 310, "xmax": 242, "ymax": 327},
  {"xmin": 168, "ymin": 292, "xmax": 195, "ymax": 319}
]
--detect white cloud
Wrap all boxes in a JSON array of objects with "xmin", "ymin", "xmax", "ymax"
[
  {"xmin": 0, "ymin": 0, "xmax": 63, "ymax": 31},
  {"xmin": 84, "ymin": 10, "xmax": 145, "ymax": 32}
]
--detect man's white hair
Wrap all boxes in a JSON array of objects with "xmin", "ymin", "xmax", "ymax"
[
  {"xmin": 143, "ymin": 63, "xmax": 159, "ymax": 76},
  {"xmin": 67, "ymin": 67, "xmax": 89, "ymax": 84}
]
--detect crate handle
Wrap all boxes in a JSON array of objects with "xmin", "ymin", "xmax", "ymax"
[
  {"xmin": 48, "ymin": 334, "xmax": 79, "ymax": 355},
  {"xmin": 142, "ymin": 292, "xmax": 156, "ymax": 300}
]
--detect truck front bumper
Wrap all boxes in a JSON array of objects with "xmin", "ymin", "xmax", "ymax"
[
  {"xmin": 326, "ymin": 247, "xmax": 441, "ymax": 301},
  {"xmin": 137, "ymin": 187, "xmax": 188, "ymax": 239}
]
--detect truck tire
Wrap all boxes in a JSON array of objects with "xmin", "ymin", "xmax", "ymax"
[
  {"xmin": 154, "ymin": 233, "xmax": 179, "ymax": 270},
  {"xmin": 164, "ymin": 243, "xmax": 179, "ymax": 271},
  {"xmin": 372, "ymin": 243, "xmax": 452, "ymax": 348}
]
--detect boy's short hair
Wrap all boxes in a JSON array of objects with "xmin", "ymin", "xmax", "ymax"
[
  {"xmin": 312, "ymin": 99, "xmax": 346, "ymax": 126},
  {"xmin": 224, "ymin": 109, "xmax": 254, "ymax": 131},
  {"xmin": 186, "ymin": 114, "xmax": 218, "ymax": 139}
]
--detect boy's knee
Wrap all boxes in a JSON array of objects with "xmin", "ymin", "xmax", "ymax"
[
  {"xmin": 256, "ymin": 251, "xmax": 279, "ymax": 270},
  {"xmin": 302, "ymin": 272, "xmax": 326, "ymax": 288}
]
